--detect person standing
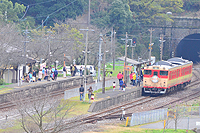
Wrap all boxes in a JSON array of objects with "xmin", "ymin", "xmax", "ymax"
[
  {"xmin": 72, "ymin": 65, "xmax": 75, "ymax": 76},
  {"xmin": 129, "ymin": 72, "xmax": 133, "ymax": 85},
  {"xmin": 117, "ymin": 72, "xmax": 123, "ymax": 84},
  {"xmin": 80, "ymin": 66, "xmax": 83, "ymax": 76},
  {"xmin": 88, "ymin": 86, "xmax": 93, "ymax": 103},
  {"xmin": 122, "ymin": 81, "xmax": 127, "ymax": 92},
  {"xmin": 42, "ymin": 67, "xmax": 45, "ymax": 80},
  {"xmin": 113, "ymin": 81, "xmax": 116, "ymax": 91},
  {"xmin": 74, "ymin": 65, "xmax": 77, "ymax": 76},
  {"xmin": 132, "ymin": 72, "xmax": 136, "ymax": 86},
  {"xmin": 79, "ymin": 85, "xmax": 84, "ymax": 101},
  {"xmin": 38, "ymin": 69, "xmax": 42, "ymax": 81},
  {"xmin": 70, "ymin": 64, "xmax": 72, "ymax": 76},
  {"xmin": 44, "ymin": 68, "xmax": 48, "ymax": 80},
  {"xmin": 136, "ymin": 74, "xmax": 141, "ymax": 87},
  {"xmin": 141, "ymin": 68, "xmax": 144, "ymax": 81},
  {"xmin": 63, "ymin": 65, "xmax": 66, "ymax": 78},
  {"xmin": 47, "ymin": 67, "xmax": 51, "ymax": 81},
  {"xmin": 32, "ymin": 70, "xmax": 36, "ymax": 82},
  {"xmin": 29, "ymin": 72, "xmax": 33, "ymax": 83},
  {"xmin": 54, "ymin": 68, "xmax": 58, "ymax": 81},
  {"xmin": 119, "ymin": 80, "xmax": 123, "ymax": 91}
]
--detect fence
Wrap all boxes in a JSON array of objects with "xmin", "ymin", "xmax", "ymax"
[
  {"xmin": 165, "ymin": 106, "xmax": 200, "ymax": 130},
  {"xmin": 130, "ymin": 108, "xmax": 168, "ymax": 126}
]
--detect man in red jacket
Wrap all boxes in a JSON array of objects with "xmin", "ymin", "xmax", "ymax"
[{"xmin": 117, "ymin": 72, "xmax": 123, "ymax": 84}]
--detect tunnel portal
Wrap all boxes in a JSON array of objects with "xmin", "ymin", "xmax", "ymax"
[{"xmin": 175, "ymin": 33, "xmax": 200, "ymax": 63}]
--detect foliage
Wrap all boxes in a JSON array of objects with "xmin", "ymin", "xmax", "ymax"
[
  {"xmin": 11, "ymin": 0, "xmax": 87, "ymax": 26},
  {"xmin": 129, "ymin": 0, "xmax": 184, "ymax": 25},
  {"xmin": 0, "ymin": 0, "xmax": 26, "ymax": 22},
  {"xmin": 0, "ymin": 79, "xmax": 4, "ymax": 85},
  {"xmin": 182, "ymin": 0, "xmax": 200, "ymax": 11},
  {"xmin": 91, "ymin": 0, "xmax": 134, "ymax": 35}
]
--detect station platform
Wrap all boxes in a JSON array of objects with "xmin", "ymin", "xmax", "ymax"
[
  {"xmin": 88, "ymin": 81, "xmax": 143, "ymax": 112},
  {"xmin": 95, "ymin": 82, "xmax": 141, "ymax": 100}
]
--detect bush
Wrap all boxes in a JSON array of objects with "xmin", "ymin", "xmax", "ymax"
[{"xmin": 0, "ymin": 79, "xmax": 4, "ymax": 85}]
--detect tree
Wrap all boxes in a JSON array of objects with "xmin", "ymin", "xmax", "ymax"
[
  {"xmin": 0, "ymin": 22, "xmax": 24, "ymax": 80},
  {"xmin": 129, "ymin": 0, "xmax": 184, "ymax": 25},
  {"xmin": 0, "ymin": 0, "xmax": 26, "ymax": 22},
  {"xmin": 10, "ymin": 88, "xmax": 73, "ymax": 133},
  {"xmin": 11, "ymin": 0, "xmax": 87, "ymax": 26},
  {"xmin": 27, "ymin": 23, "xmax": 84, "ymax": 66}
]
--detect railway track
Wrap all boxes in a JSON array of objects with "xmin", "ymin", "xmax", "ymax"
[
  {"xmin": 56, "ymin": 68, "xmax": 200, "ymax": 131},
  {"xmin": 2, "ymin": 66, "xmax": 200, "ymax": 132}
]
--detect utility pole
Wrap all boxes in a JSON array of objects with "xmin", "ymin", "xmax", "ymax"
[
  {"xmin": 22, "ymin": 28, "xmax": 29, "ymax": 76},
  {"xmin": 80, "ymin": 28, "xmax": 94, "ymax": 101},
  {"xmin": 125, "ymin": 32, "xmax": 128, "ymax": 83},
  {"xmin": 111, "ymin": 28, "xmax": 113, "ymax": 65},
  {"xmin": 159, "ymin": 34, "xmax": 165, "ymax": 61},
  {"xmin": 121, "ymin": 32, "xmax": 129, "ymax": 83},
  {"xmin": 113, "ymin": 30, "xmax": 116, "ymax": 70},
  {"xmin": 88, "ymin": 0, "xmax": 90, "ymax": 25},
  {"xmin": 98, "ymin": 34, "xmax": 103, "ymax": 82},
  {"xmin": 101, "ymin": 36, "xmax": 107, "ymax": 94},
  {"xmin": 148, "ymin": 27, "xmax": 154, "ymax": 62}
]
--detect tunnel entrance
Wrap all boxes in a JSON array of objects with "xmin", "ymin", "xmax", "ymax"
[{"xmin": 175, "ymin": 33, "xmax": 200, "ymax": 63}]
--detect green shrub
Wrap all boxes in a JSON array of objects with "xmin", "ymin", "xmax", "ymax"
[{"xmin": 0, "ymin": 79, "xmax": 4, "ymax": 85}]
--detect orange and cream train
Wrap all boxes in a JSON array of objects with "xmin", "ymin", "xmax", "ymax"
[{"xmin": 142, "ymin": 57, "xmax": 193, "ymax": 95}]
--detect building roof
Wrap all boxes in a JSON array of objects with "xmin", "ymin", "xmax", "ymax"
[{"xmin": 117, "ymin": 57, "xmax": 151, "ymax": 65}]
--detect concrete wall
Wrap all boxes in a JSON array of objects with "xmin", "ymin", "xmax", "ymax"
[
  {"xmin": 88, "ymin": 88, "xmax": 142, "ymax": 112},
  {"xmin": 64, "ymin": 78, "xmax": 118, "ymax": 100},
  {"xmin": 0, "ymin": 76, "xmax": 93, "ymax": 104}
]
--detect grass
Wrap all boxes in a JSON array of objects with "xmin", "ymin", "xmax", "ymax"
[
  {"xmin": 89, "ymin": 123, "xmax": 195, "ymax": 133},
  {"xmin": 93, "ymin": 86, "xmax": 113, "ymax": 94},
  {"xmin": 0, "ymin": 85, "xmax": 13, "ymax": 94}
]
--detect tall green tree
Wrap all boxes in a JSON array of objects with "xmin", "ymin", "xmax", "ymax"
[
  {"xmin": 11, "ymin": 0, "xmax": 87, "ymax": 26},
  {"xmin": 129, "ymin": 0, "xmax": 184, "ymax": 25},
  {"xmin": 91, "ymin": 0, "xmax": 134, "ymax": 34},
  {"xmin": 0, "ymin": 0, "xmax": 26, "ymax": 22}
]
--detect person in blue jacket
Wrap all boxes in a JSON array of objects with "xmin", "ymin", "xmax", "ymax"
[{"xmin": 119, "ymin": 80, "xmax": 123, "ymax": 91}]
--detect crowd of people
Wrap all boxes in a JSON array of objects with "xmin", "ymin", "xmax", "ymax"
[
  {"xmin": 23, "ymin": 64, "xmax": 85, "ymax": 83},
  {"xmin": 24, "ymin": 66, "xmax": 58, "ymax": 83},
  {"xmin": 116, "ymin": 68, "xmax": 144, "ymax": 91},
  {"xmin": 62, "ymin": 64, "xmax": 83, "ymax": 77}
]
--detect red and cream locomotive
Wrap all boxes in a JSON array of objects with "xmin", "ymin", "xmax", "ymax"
[{"xmin": 142, "ymin": 57, "xmax": 193, "ymax": 95}]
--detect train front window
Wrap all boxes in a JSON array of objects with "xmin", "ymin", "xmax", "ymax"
[
  {"xmin": 153, "ymin": 71, "xmax": 158, "ymax": 76},
  {"xmin": 160, "ymin": 71, "xmax": 168, "ymax": 76},
  {"xmin": 144, "ymin": 70, "xmax": 152, "ymax": 75}
]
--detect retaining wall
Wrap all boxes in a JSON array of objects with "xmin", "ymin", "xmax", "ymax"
[
  {"xmin": 88, "ymin": 88, "xmax": 142, "ymax": 112},
  {"xmin": 0, "ymin": 76, "xmax": 93, "ymax": 104},
  {"xmin": 64, "ymin": 78, "xmax": 118, "ymax": 100}
]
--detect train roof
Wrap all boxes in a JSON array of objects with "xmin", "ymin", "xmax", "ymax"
[
  {"xmin": 167, "ymin": 57, "xmax": 189, "ymax": 63},
  {"xmin": 145, "ymin": 57, "xmax": 192, "ymax": 70},
  {"xmin": 153, "ymin": 61, "xmax": 176, "ymax": 69},
  {"xmin": 167, "ymin": 57, "xmax": 193, "ymax": 65}
]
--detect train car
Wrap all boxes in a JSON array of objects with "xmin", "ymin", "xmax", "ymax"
[{"xmin": 142, "ymin": 57, "xmax": 193, "ymax": 95}]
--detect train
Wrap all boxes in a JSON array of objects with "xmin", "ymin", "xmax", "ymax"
[{"xmin": 142, "ymin": 57, "xmax": 193, "ymax": 95}]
